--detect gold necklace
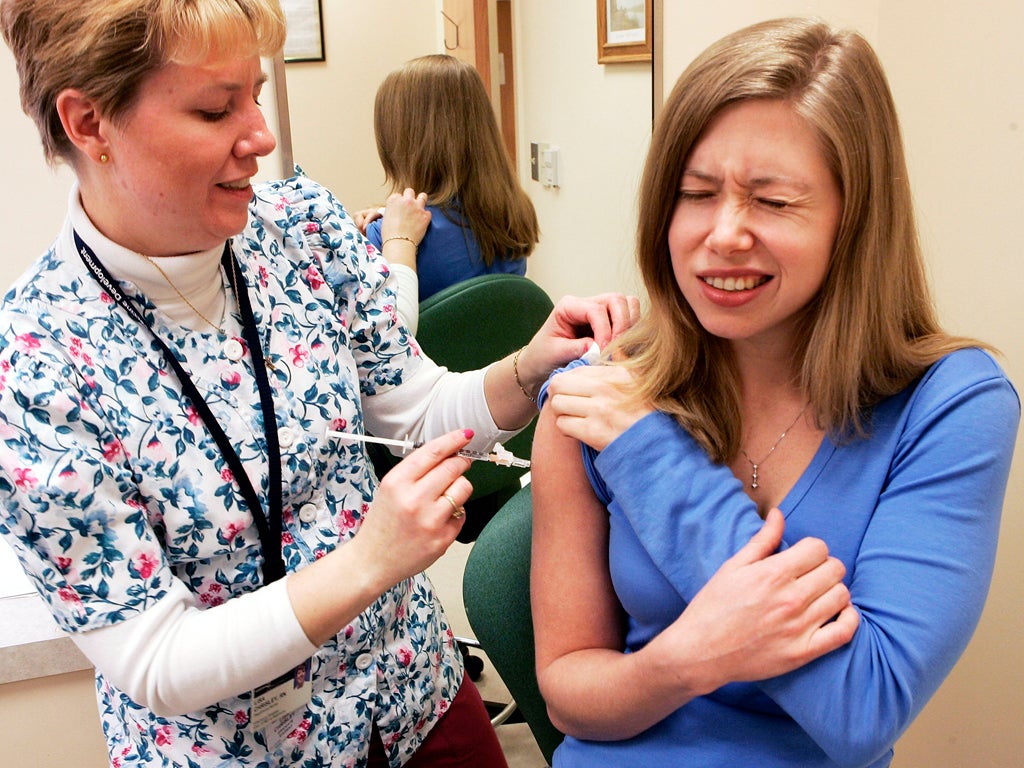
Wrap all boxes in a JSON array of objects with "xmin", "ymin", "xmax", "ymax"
[
  {"xmin": 740, "ymin": 403, "xmax": 809, "ymax": 489},
  {"xmin": 145, "ymin": 255, "xmax": 226, "ymax": 336}
]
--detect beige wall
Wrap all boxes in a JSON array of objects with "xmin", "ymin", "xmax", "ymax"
[
  {"xmin": 0, "ymin": 47, "xmax": 294, "ymax": 274},
  {"xmin": 880, "ymin": 4, "xmax": 1024, "ymax": 764},
  {"xmin": 0, "ymin": 0, "xmax": 442, "ymax": 283},
  {"xmin": 284, "ymin": 1, "xmax": 440, "ymax": 208},
  {"xmin": 0, "ymin": 670, "xmax": 107, "ymax": 766},
  {"xmin": 0, "ymin": 40, "xmax": 76, "ymax": 271},
  {"xmin": 513, "ymin": 0, "xmax": 648, "ymax": 302},
  {"xmin": 659, "ymin": 3, "xmax": 1024, "ymax": 765},
  {"xmin": 0, "ymin": 3, "xmax": 444, "ymax": 763}
]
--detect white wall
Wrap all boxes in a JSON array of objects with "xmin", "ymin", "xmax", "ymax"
[
  {"xmin": 513, "ymin": 0, "xmax": 649, "ymax": 303},
  {"xmin": 284, "ymin": 1, "xmax": 440, "ymax": 209},
  {"xmin": 659, "ymin": 3, "xmax": 1023, "ymax": 765}
]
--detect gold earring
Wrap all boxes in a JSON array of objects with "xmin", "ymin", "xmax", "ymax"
[{"xmin": 99, "ymin": 153, "xmax": 109, "ymax": 163}]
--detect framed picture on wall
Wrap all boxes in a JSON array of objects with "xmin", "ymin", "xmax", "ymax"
[
  {"xmin": 281, "ymin": 0, "xmax": 325, "ymax": 62},
  {"xmin": 597, "ymin": 0, "xmax": 652, "ymax": 64}
]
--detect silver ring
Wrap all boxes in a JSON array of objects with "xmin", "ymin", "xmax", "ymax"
[{"xmin": 442, "ymin": 493, "xmax": 465, "ymax": 519}]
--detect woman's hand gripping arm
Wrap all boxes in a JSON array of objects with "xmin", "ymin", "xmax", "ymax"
[{"xmin": 484, "ymin": 293, "xmax": 641, "ymax": 431}]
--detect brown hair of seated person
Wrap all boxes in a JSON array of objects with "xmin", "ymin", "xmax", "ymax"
[{"xmin": 373, "ymin": 54, "xmax": 539, "ymax": 267}]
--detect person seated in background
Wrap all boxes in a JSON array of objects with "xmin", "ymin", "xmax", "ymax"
[
  {"xmin": 355, "ymin": 54, "xmax": 539, "ymax": 332},
  {"xmin": 532, "ymin": 17, "xmax": 1019, "ymax": 768}
]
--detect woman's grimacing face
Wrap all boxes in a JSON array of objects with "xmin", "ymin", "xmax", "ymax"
[
  {"xmin": 91, "ymin": 53, "xmax": 276, "ymax": 257},
  {"xmin": 668, "ymin": 98, "xmax": 842, "ymax": 354}
]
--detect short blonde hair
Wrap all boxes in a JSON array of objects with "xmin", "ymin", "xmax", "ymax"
[
  {"xmin": 1, "ymin": 0, "xmax": 287, "ymax": 165},
  {"xmin": 614, "ymin": 17, "xmax": 979, "ymax": 460}
]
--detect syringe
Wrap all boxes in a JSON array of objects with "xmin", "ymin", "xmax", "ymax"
[{"xmin": 325, "ymin": 430, "xmax": 530, "ymax": 469}]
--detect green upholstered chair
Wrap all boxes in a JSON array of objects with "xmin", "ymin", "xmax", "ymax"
[
  {"xmin": 463, "ymin": 484, "xmax": 565, "ymax": 765},
  {"xmin": 368, "ymin": 274, "xmax": 554, "ymax": 691},
  {"xmin": 370, "ymin": 273, "xmax": 554, "ymax": 542}
]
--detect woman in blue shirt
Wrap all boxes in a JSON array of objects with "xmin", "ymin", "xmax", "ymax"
[{"xmin": 533, "ymin": 18, "xmax": 1019, "ymax": 768}]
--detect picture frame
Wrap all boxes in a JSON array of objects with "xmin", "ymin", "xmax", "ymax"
[
  {"xmin": 596, "ymin": 0, "xmax": 652, "ymax": 64},
  {"xmin": 281, "ymin": 0, "xmax": 325, "ymax": 63}
]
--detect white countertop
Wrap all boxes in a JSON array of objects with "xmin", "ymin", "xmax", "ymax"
[
  {"xmin": 1, "ymin": 538, "xmax": 91, "ymax": 684},
  {"xmin": 0, "ymin": 534, "xmax": 33, "ymax": 599}
]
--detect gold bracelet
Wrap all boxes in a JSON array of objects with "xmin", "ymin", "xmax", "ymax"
[
  {"xmin": 381, "ymin": 235, "xmax": 416, "ymax": 249},
  {"xmin": 513, "ymin": 346, "xmax": 536, "ymax": 403}
]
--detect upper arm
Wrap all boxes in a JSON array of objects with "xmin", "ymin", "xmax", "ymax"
[
  {"xmin": 272, "ymin": 177, "xmax": 415, "ymax": 395},
  {"xmin": 531, "ymin": 404, "xmax": 624, "ymax": 678}
]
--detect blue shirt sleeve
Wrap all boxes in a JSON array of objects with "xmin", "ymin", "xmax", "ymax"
[
  {"xmin": 366, "ymin": 218, "xmax": 383, "ymax": 250},
  {"xmin": 537, "ymin": 357, "xmax": 613, "ymax": 504}
]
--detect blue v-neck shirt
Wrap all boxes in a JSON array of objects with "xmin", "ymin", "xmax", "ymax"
[{"xmin": 545, "ymin": 348, "xmax": 1018, "ymax": 768}]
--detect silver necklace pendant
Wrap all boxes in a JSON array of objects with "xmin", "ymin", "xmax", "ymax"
[{"xmin": 740, "ymin": 402, "xmax": 809, "ymax": 491}]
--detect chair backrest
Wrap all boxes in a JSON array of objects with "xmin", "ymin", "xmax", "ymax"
[
  {"xmin": 372, "ymin": 273, "xmax": 554, "ymax": 541},
  {"xmin": 463, "ymin": 484, "xmax": 565, "ymax": 764}
]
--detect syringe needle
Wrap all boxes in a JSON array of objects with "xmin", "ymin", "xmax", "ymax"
[{"xmin": 325, "ymin": 430, "xmax": 530, "ymax": 468}]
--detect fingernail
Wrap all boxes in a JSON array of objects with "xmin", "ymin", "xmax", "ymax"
[{"xmin": 463, "ymin": 429, "xmax": 474, "ymax": 440}]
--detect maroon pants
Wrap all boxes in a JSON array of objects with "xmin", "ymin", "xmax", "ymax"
[{"xmin": 366, "ymin": 677, "xmax": 508, "ymax": 768}]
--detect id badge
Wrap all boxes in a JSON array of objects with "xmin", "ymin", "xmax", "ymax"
[{"xmin": 251, "ymin": 659, "xmax": 313, "ymax": 750}]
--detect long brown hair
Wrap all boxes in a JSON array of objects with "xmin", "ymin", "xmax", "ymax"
[
  {"xmin": 373, "ymin": 54, "xmax": 538, "ymax": 265},
  {"xmin": 612, "ymin": 17, "xmax": 982, "ymax": 462}
]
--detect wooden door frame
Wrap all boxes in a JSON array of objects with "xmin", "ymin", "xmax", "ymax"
[
  {"xmin": 473, "ymin": 0, "xmax": 491, "ymax": 93},
  {"xmin": 442, "ymin": 0, "xmax": 516, "ymax": 163}
]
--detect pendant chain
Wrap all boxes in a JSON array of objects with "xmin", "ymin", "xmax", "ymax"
[
  {"xmin": 145, "ymin": 255, "xmax": 227, "ymax": 336},
  {"xmin": 146, "ymin": 251, "xmax": 276, "ymax": 371},
  {"xmin": 740, "ymin": 403, "xmax": 809, "ymax": 489}
]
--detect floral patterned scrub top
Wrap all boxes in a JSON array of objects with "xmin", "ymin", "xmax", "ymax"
[{"xmin": 0, "ymin": 175, "xmax": 489, "ymax": 767}]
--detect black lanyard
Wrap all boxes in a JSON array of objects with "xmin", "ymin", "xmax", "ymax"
[{"xmin": 73, "ymin": 231, "xmax": 285, "ymax": 584}]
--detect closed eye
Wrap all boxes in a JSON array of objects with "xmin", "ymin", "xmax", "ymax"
[
  {"xmin": 199, "ymin": 110, "xmax": 230, "ymax": 122},
  {"xmin": 677, "ymin": 189, "xmax": 715, "ymax": 202}
]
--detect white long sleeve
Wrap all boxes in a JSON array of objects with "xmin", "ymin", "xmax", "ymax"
[
  {"xmin": 390, "ymin": 263, "xmax": 420, "ymax": 333},
  {"xmin": 69, "ymin": 359, "xmax": 518, "ymax": 718},
  {"xmin": 72, "ymin": 577, "xmax": 317, "ymax": 716},
  {"xmin": 362, "ymin": 356, "xmax": 520, "ymax": 455}
]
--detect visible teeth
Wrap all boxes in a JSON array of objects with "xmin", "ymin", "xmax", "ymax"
[
  {"xmin": 703, "ymin": 275, "xmax": 768, "ymax": 291},
  {"xmin": 220, "ymin": 179, "xmax": 251, "ymax": 190}
]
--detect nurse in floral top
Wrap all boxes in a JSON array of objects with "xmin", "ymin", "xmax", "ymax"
[{"xmin": 0, "ymin": 1, "xmax": 638, "ymax": 767}]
